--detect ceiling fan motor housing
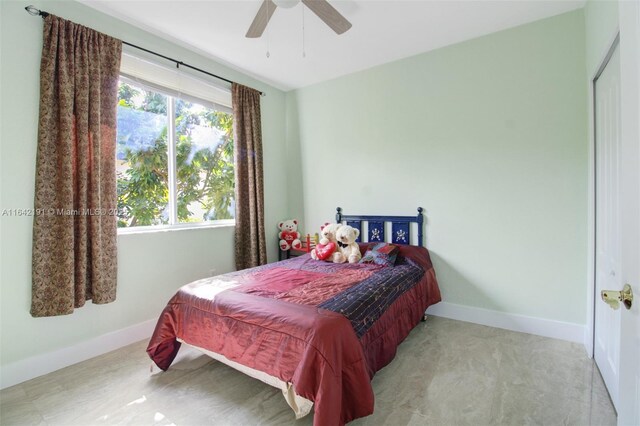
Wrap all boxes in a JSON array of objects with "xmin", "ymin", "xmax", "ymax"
[{"xmin": 246, "ymin": 0, "xmax": 352, "ymax": 38}]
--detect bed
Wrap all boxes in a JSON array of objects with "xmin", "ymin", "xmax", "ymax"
[{"xmin": 146, "ymin": 207, "xmax": 441, "ymax": 425}]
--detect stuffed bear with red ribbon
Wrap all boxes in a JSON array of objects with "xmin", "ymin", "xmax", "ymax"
[
  {"xmin": 311, "ymin": 222, "xmax": 342, "ymax": 262},
  {"xmin": 278, "ymin": 219, "xmax": 302, "ymax": 251}
]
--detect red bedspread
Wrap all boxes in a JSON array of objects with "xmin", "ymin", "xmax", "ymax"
[{"xmin": 147, "ymin": 245, "xmax": 440, "ymax": 425}]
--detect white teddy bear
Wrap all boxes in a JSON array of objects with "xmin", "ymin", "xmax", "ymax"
[
  {"xmin": 334, "ymin": 225, "xmax": 362, "ymax": 264},
  {"xmin": 278, "ymin": 219, "xmax": 302, "ymax": 251},
  {"xmin": 311, "ymin": 222, "xmax": 343, "ymax": 263}
]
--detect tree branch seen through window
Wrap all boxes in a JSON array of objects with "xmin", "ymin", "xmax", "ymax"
[{"xmin": 116, "ymin": 79, "xmax": 234, "ymax": 228}]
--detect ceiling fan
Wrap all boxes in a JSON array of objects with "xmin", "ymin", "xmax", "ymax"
[{"xmin": 246, "ymin": 0, "xmax": 352, "ymax": 38}]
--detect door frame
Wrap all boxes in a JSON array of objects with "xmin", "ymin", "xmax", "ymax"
[{"xmin": 586, "ymin": 30, "xmax": 620, "ymax": 358}]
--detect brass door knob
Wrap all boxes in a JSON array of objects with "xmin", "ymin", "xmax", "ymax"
[{"xmin": 601, "ymin": 284, "xmax": 634, "ymax": 310}]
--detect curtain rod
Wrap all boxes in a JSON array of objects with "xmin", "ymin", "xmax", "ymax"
[{"xmin": 24, "ymin": 5, "xmax": 266, "ymax": 97}]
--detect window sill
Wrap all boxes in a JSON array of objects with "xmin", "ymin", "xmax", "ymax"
[{"xmin": 117, "ymin": 220, "xmax": 235, "ymax": 236}]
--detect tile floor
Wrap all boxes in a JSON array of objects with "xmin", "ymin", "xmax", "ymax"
[{"xmin": 0, "ymin": 317, "xmax": 616, "ymax": 425}]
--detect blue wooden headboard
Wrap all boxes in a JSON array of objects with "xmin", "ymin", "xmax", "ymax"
[{"xmin": 335, "ymin": 207, "xmax": 424, "ymax": 247}]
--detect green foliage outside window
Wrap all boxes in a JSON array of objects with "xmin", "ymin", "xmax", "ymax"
[{"xmin": 116, "ymin": 81, "xmax": 234, "ymax": 227}]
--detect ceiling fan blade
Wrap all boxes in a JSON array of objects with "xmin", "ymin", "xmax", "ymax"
[
  {"xmin": 246, "ymin": 0, "xmax": 277, "ymax": 38},
  {"xmin": 301, "ymin": 0, "xmax": 352, "ymax": 35}
]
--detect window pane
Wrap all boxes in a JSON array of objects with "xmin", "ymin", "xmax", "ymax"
[
  {"xmin": 175, "ymin": 99, "xmax": 235, "ymax": 223},
  {"xmin": 116, "ymin": 80, "xmax": 169, "ymax": 227}
]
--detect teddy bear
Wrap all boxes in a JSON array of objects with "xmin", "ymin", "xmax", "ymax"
[
  {"xmin": 311, "ymin": 222, "xmax": 342, "ymax": 262},
  {"xmin": 278, "ymin": 219, "xmax": 302, "ymax": 251},
  {"xmin": 334, "ymin": 225, "xmax": 362, "ymax": 264}
]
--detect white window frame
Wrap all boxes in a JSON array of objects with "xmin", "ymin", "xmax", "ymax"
[{"xmin": 117, "ymin": 53, "xmax": 235, "ymax": 234}]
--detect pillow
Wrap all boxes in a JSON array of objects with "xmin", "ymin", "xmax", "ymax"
[{"xmin": 359, "ymin": 242, "xmax": 399, "ymax": 267}]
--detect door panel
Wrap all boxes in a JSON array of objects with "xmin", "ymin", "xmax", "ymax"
[
  {"xmin": 594, "ymin": 42, "xmax": 622, "ymax": 410},
  {"xmin": 616, "ymin": 1, "xmax": 640, "ymax": 424}
]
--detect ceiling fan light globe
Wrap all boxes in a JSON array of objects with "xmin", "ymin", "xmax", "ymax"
[{"xmin": 273, "ymin": 0, "xmax": 299, "ymax": 8}]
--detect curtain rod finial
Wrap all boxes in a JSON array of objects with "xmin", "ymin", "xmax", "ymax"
[
  {"xmin": 25, "ymin": 5, "xmax": 49, "ymax": 17},
  {"xmin": 25, "ymin": 5, "xmax": 39, "ymax": 15}
]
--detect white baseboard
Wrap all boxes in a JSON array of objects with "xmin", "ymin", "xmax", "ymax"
[
  {"xmin": 0, "ymin": 319, "xmax": 157, "ymax": 390},
  {"xmin": 1, "ymin": 305, "xmax": 587, "ymax": 389},
  {"xmin": 426, "ymin": 302, "xmax": 585, "ymax": 345}
]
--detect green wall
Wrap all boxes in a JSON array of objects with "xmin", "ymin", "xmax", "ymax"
[
  {"xmin": 0, "ymin": 1, "xmax": 287, "ymax": 367},
  {"xmin": 585, "ymin": 0, "xmax": 619, "ymax": 77},
  {"xmin": 0, "ymin": 0, "xmax": 599, "ymax": 377},
  {"xmin": 287, "ymin": 10, "xmax": 588, "ymax": 324}
]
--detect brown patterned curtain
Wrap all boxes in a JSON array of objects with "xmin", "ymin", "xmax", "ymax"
[
  {"xmin": 31, "ymin": 15, "xmax": 122, "ymax": 317},
  {"xmin": 232, "ymin": 83, "xmax": 267, "ymax": 269}
]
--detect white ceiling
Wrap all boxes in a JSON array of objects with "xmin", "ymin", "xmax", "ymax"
[{"xmin": 80, "ymin": 0, "xmax": 585, "ymax": 91}]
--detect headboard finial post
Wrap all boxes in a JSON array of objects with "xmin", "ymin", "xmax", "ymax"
[
  {"xmin": 336, "ymin": 207, "xmax": 343, "ymax": 223},
  {"xmin": 417, "ymin": 207, "xmax": 424, "ymax": 247}
]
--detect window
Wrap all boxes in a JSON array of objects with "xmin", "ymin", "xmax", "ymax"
[{"xmin": 116, "ymin": 65, "xmax": 234, "ymax": 229}]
